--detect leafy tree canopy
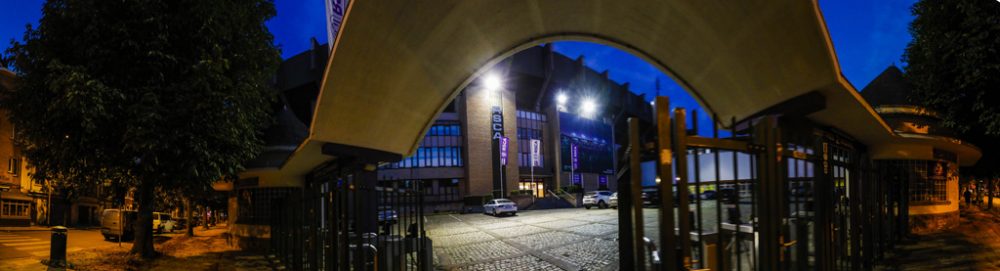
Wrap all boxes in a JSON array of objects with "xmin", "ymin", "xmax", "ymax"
[
  {"xmin": 3, "ymin": 0, "xmax": 280, "ymax": 256},
  {"xmin": 904, "ymin": 0, "xmax": 1000, "ymax": 178}
]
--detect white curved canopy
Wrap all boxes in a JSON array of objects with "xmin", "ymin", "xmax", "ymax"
[{"xmin": 277, "ymin": 0, "xmax": 901, "ymax": 180}]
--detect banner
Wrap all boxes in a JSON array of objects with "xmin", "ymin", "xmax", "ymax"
[
  {"xmin": 324, "ymin": 0, "xmax": 349, "ymax": 50},
  {"xmin": 530, "ymin": 139, "xmax": 541, "ymax": 167},
  {"xmin": 599, "ymin": 175, "xmax": 608, "ymax": 186},
  {"xmin": 500, "ymin": 137, "xmax": 509, "ymax": 166},
  {"xmin": 572, "ymin": 173, "xmax": 582, "ymax": 185},
  {"xmin": 571, "ymin": 143, "xmax": 579, "ymax": 170}
]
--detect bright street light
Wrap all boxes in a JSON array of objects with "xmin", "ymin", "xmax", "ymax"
[
  {"xmin": 581, "ymin": 98, "xmax": 597, "ymax": 116},
  {"xmin": 556, "ymin": 92, "xmax": 568, "ymax": 105},
  {"xmin": 484, "ymin": 74, "xmax": 502, "ymax": 91}
]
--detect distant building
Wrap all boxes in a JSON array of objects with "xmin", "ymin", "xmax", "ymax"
[
  {"xmin": 862, "ymin": 65, "xmax": 982, "ymax": 233},
  {"xmin": 376, "ymin": 44, "xmax": 653, "ymax": 211},
  {"xmin": 0, "ymin": 68, "xmax": 111, "ymax": 227}
]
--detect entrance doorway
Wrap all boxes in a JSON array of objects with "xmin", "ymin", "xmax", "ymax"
[{"xmin": 518, "ymin": 179, "xmax": 545, "ymax": 198}]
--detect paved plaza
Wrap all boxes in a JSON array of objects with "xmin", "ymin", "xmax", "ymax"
[{"xmin": 425, "ymin": 208, "xmax": 628, "ymax": 271}]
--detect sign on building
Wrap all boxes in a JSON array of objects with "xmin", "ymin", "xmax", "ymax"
[
  {"xmin": 530, "ymin": 139, "xmax": 541, "ymax": 168},
  {"xmin": 573, "ymin": 173, "xmax": 582, "ymax": 185},
  {"xmin": 500, "ymin": 137, "xmax": 509, "ymax": 166},
  {"xmin": 571, "ymin": 143, "xmax": 579, "ymax": 170}
]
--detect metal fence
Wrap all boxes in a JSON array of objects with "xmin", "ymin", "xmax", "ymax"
[
  {"xmin": 268, "ymin": 166, "xmax": 432, "ymax": 271},
  {"xmin": 616, "ymin": 96, "xmax": 906, "ymax": 271}
]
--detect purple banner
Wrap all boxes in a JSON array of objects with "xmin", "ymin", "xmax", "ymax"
[
  {"xmin": 572, "ymin": 173, "xmax": 582, "ymax": 185},
  {"xmin": 571, "ymin": 143, "xmax": 579, "ymax": 170},
  {"xmin": 500, "ymin": 137, "xmax": 509, "ymax": 166},
  {"xmin": 599, "ymin": 175, "xmax": 608, "ymax": 186}
]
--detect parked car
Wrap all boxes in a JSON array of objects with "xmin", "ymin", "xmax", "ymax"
[
  {"xmin": 719, "ymin": 188, "xmax": 738, "ymax": 204},
  {"xmin": 153, "ymin": 212, "xmax": 172, "ymax": 233},
  {"xmin": 700, "ymin": 190, "xmax": 717, "ymax": 200},
  {"xmin": 583, "ymin": 190, "xmax": 613, "ymax": 209},
  {"xmin": 483, "ymin": 198, "xmax": 518, "ymax": 216},
  {"xmin": 641, "ymin": 188, "xmax": 660, "ymax": 206},
  {"xmin": 100, "ymin": 209, "xmax": 137, "ymax": 241},
  {"xmin": 609, "ymin": 192, "xmax": 618, "ymax": 209},
  {"xmin": 378, "ymin": 207, "xmax": 398, "ymax": 225}
]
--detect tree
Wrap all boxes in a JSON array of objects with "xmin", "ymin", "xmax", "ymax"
[
  {"xmin": 903, "ymin": 0, "xmax": 1000, "ymax": 179},
  {"xmin": 3, "ymin": 0, "xmax": 279, "ymax": 258}
]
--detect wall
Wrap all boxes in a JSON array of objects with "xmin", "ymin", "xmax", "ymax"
[{"xmin": 462, "ymin": 82, "xmax": 520, "ymax": 197}]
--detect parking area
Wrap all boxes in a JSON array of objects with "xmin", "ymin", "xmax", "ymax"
[
  {"xmin": 425, "ymin": 199, "xmax": 758, "ymax": 271},
  {"xmin": 425, "ymin": 208, "xmax": 622, "ymax": 271}
]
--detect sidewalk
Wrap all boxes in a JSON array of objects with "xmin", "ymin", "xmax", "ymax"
[
  {"xmin": 0, "ymin": 225, "xmax": 102, "ymax": 232},
  {"xmin": 878, "ymin": 206, "xmax": 1000, "ymax": 270},
  {"xmin": 0, "ymin": 224, "xmax": 277, "ymax": 271}
]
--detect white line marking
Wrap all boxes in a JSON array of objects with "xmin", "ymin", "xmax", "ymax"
[
  {"xmin": 4, "ymin": 241, "xmax": 49, "ymax": 247},
  {"xmin": 15, "ymin": 245, "xmax": 50, "ymax": 251},
  {"xmin": 448, "ymin": 214, "xmax": 463, "ymax": 222},
  {"xmin": 29, "ymin": 251, "xmax": 49, "ymax": 257}
]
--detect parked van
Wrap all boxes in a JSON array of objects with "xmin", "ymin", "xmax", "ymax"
[
  {"xmin": 100, "ymin": 209, "xmax": 137, "ymax": 241},
  {"xmin": 153, "ymin": 212, "xmax": 172, "ymax": 233}
]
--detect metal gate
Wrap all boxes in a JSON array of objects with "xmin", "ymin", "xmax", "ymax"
[
  {"xmin": 270, "ymin": 161, "xmax": 432, "ymax": 271},
  {"xmin": 617, "ymin": 96, "xmax": 905, "ymax": 271}
]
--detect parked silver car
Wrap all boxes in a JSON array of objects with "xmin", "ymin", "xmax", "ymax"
[
  {"xmin": 483, "ymin": 198, "xmax": 518, "ymax": 216},
  {"xmin": 609, "ymin": 192, "xmax": 618, "ymax": 209},
  {"xmin": 583, "ymin": 190, "xmax": 613, "ymax": 209}
]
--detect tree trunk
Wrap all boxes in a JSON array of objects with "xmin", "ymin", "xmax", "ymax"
[
  {"xmin": 185, "ymin": 197, "xmax": 194, "ymax": 237},
  {"xmin": 990, "ymin": 178, "xmax": 996, "ymax": 210},
  {"xmin": 131, "ymin": 181, "xmax": 156, "ymax": 258}
]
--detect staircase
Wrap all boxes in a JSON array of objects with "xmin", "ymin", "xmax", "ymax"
[{"xmin": 526, "ymin": 190, "xmax": 577, "ymax": 210}]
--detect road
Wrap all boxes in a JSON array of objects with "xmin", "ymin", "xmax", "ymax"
[{"xmin": 0, "ymin": 228, "xmax": 121, "ymax": 260}]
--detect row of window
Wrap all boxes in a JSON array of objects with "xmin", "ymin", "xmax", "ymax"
[
  {"xmin": 383, "ymin": 123, "xmax": 465, "ymax": 169},
  {"xmin": 1, "ymin": 200, "xmax": 31, "ymax": 217},
  {"xmin": 517, "ymin": 110, "xmax": 547, "ymax": 121},
  {"xmin": 382, "ymin": 147, "xmax": 465, "ymax": 169}
]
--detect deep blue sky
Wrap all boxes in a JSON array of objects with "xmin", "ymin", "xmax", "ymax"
[{"xmin": 1, "ymin": 0, "xmax": 917, "ymax": 134}]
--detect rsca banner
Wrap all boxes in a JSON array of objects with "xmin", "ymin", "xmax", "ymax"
[{"xmin": 325, "ymin": 0, "xmax": 349, "ymax": 50}]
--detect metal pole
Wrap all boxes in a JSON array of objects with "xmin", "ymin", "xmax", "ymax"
[
  {"xmin": 655, "ymin": 97, "xmax": 678, "ymax": 271},
  {"xmin": 627, "ymin": 117, "xmax": 645, "ymax": 268}
]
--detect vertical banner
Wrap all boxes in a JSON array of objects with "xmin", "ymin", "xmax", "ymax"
[
  {"xmin": 500, "ymin": 137, "xmax": 509, "ymax": 166},
  {"xmin": 573, "ymin": 173, "xmax": 582, "ymax": 185},
  {"xmin": 530, "ymin": 139, "xmax": 541, "ymax": 167},
  {"xmin": 571, "ymin": 143, "xmax": 579, "ymax": 170},
  {"xmin": 324, "ymin": 0, "xmax": 349, "ymax": 51}
]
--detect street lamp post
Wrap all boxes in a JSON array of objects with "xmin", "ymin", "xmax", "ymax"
[{"xmin": 486, "ymin": 74, "xmax": 507, "ymax": 198}]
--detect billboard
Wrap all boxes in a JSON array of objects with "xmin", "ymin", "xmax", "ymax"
[{"xmin": 559, "ymin": 112, "xmax": 614, "ymax": 175}]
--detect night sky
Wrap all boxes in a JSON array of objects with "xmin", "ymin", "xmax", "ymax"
[{"xmin": 1, "ymin": 0, "xmax": 917, "ymax": 134}]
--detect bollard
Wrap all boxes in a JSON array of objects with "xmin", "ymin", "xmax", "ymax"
[{"xmin": 49, "ymin": 226, "xmax": 68, "ymax": 267}]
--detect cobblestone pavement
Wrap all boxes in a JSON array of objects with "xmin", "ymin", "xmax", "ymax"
[
  {"xmin": 877, "ymin": 206, "xmax": 1000, "ymax": 271},
  {"xmin": 426, "ymin": 208, "xmax": 627, "ymax": 270}
]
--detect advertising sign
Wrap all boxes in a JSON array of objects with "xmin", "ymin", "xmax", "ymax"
[
  {"xmin": 559, "ymin": 112, "xmax": 613, "ymax": 174},
  {"xmin": 571, "ymin": 143, "xmax": 579, "ymax": 170},
  {"xmin": 500, "ymin": 137, "xmax": 509, "ymax": 166},
  {"xmin": 324, "ymin": 0, "xmax": 349, "ymax": 50},
  {"xmin": 530, "ymin": 139, "xmax": 541, "ymax": 167},
  {"xmin": 573, "ymin": 173, "xmax": 582, "ymax": 185},
  {"xmin": 599, "ymin": 175, "xmax": 608, "ymax": 186}
]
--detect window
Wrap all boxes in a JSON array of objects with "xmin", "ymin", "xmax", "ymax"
[
  {"xmin": 7, "ymin": 157, "xmax": 19, "ymax": 176},
  {"xmin": 517, "ymin": 110, "xmax": 546, "ymax": 168},
  {"xmin": 381, "ymin": 123, "xmax": 463, "ymax": 169},
  {"xmin": 1, "ymin": 200, "xmax": 30, "ymax": 218}
]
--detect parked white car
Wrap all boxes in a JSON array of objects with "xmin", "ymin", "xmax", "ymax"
[
  {"xmin": 583, "ymin": 190, "xmax": 613, "ymax": 209},
  {"xmin": 609, "ymin": 192, "xmax": 619, "ymax": 209},
  {"xmin": 483, "ymin": 198, "xmax": 518, "ymax": 216}
]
